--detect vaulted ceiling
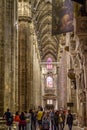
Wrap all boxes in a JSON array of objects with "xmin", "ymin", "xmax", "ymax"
[{"xmin": 31, "ymin": 0, "xmax": 59, "ymax": 61}]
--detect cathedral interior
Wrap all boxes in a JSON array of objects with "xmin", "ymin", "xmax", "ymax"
[{"xmin": 0, "ymin": 0, "xmax": 87, "ymax": 128}]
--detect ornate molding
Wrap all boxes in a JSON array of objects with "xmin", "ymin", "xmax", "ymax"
[
  {"xmin": 76, "ymin": 17, "xmax": 87, "ymax": 36},
  {"xmin": 79, "ymin": 38, "xmax": 87, "ymax": 54},
  {"xmin": 79, "ymin": 91, "xmax": 86, "ymax": 103},
  {"xmin": 68, "ymin": 68, "xmax": 75, "ymax": 80},
  {"xmin": 59, "ymin": 36, "xmax": 66, "ymax": 46},
  {"xmin": 19, "ymin": 16, "xmax": 32, "ymax": 22},
  {"xmin": 69, "ymin": 40, "xmax": 76, "ymax": 55},
  {"xmin": 43, "ymin": 94, "xmax": 57, "ymax": 100},
  {"xmin": 44, "ymin": 87, "xmax": 55, "ymax": 94}
]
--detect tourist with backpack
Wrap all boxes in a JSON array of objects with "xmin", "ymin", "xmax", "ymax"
[
  {"xmin": 3, "ymin": 108, "xmax": 13, "ymax": 130},
  {"xmin": 42, "ymin": 112, "xmax": 50, "ymax": 130}
]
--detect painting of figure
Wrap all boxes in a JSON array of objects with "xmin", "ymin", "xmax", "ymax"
[{"xmin": 52, "ymin": 0, "xmax": 74, "ymax": 35}]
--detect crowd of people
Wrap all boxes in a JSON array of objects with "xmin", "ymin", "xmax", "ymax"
[{"xmin": 3, "ymin": 107, "xmax": 73, "ymax": 130}]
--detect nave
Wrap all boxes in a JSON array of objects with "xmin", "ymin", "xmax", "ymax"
[{"xmin": 0, "ymin": 0, "xmax": 87, "ymax": 129}]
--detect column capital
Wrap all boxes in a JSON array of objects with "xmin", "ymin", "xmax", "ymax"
[{"xmin": 19, "ymin": 16, "xmax": 32, "ymax": 23}]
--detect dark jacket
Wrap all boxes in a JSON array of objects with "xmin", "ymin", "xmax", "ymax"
[{"xmin": 66, "ymin": 113, "xmax": 73, "ymax": 125}]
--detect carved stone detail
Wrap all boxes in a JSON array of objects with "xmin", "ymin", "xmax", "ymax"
[
  {"xmin": 18, "ymin": 2, "xmax": 31, "ymax": 17},
  {"xmin": 79, "ymin": 38, "xmax": 87, "ymax": 54},
  {"xmin": 19, "ymin": 16, "xmax": 32, "ymax": 22},
  {"xmin": 69, "ymin": 40, "xmax": 76, "ymax": 55},
  {"xmin": 65, "ymin": 46, "xmax": 69, "ymax": 52},
  {"xmin": 68, "ymin": 69, "xmax": 75, "ymax": 80},
  {"xmin": 59, "ymin": 36, "xmax": 66, "ymax": 46},
  {"xmin": 79, "ymin": 91, "xmax": 86, "ymax": 103},
  {"xmin": 76, "ymin": 17, "xmax": 87, "ymax": 36}
]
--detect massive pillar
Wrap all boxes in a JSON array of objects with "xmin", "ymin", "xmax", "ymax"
[
  {"xmin": 58, "ymin": 36, "xmax": 67, "ymax": 109},
  {"xmin": 76, "ymin": 16, "xmax": 87, "ymax": 126},
  {"xmin": 32, "ymin": 26, "xmax": 41, "ymax": 109},
  {"xmin": 18, "ymin": 0, "xmax": 41, "ymax": 111},
  {"xmin": 0, "ymin": 0, "xmax": 18, "ymax": 114},
  {"xmin": 80, "ymin": 40, "xmax": 87, "ymax": 126},
  {"xmin": 18, "ymin": 0, "xmax": 32, "ymax": 111},
  {"xmin": 0, "ymin": 1, "xmax": 5, "ymax": 115},
  {"xmin": 4, "ymin": 0, "xmax": 18, "ymax": 113}
]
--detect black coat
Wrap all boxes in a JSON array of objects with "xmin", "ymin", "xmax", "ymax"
[{"xmin": 66, "ymin": 113, "xmax": 73, "ymax": 125}]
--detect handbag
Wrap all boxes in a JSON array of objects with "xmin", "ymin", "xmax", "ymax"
[{"xmin": 26, "ymin": 118, "xmax": 30, "ymax": 123}]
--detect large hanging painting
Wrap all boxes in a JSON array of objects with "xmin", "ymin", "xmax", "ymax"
[
  {"xmin": 71, "ymin": 0, "xmax": 84, "ymax": 4},
  {"xmin": 52, "ymin": 0, "xmax": 74, "ymax": 35}
]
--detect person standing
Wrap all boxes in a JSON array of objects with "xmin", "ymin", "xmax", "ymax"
[
  {"xmin": 59, "ymin": 111, "xmax": 63, "ymax": 130},
  {"xmin": 3, "ymin": 108, "xmax": 13, "ymax": 130},
  {"xmin": 24, "ymin": 110, "xmax": 31, "ymax": 130},
  {"xmin": 19, "ymin": 112, "xmax": 26, "ymax": 130},
  {"xmin": 14, "ymin": 111, "xmax": 20, "ymax": 130},
  {"xmin": 42, "ymin": 112, "xmax": 50, "ymax": 130},
  {"xmin": 66, "ymin": 110, "xmax": 73, "ymax": 130},
  {"xmin": 50, "ymin": 109, "xmax": 55, "ymax": 130},
  {"xmin": 54, "ymin": 111, "xmax": 59, "ymax": 130},
  {"xmin": 37, "ymin": 107, "xmax": 43, "ymax": 130}
]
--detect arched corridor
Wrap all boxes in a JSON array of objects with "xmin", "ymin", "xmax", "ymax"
[{"xmin": 0, "ymin": 0, "xmax": 87, "ymax": 129}]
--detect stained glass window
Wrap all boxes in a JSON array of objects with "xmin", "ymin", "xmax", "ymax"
[
  {"xmin": 47, "ymin": 57, "xmax": 53, "ymax": 69},
  {"xmin": 46, "ymin": 76, "xmax": 53, "ymax": 88}
]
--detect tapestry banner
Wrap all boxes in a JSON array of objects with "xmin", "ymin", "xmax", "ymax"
[{"xmin": 52, "ymin": 0, "xmax": 74, "ymax": 35}]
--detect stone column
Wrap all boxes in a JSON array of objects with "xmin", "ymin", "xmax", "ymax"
[
  {"xmin": 76, "ymin": 16, "xmax": 87, "ymax": 126},
  {"xmin": 14, "ymin": 0, "xmax": 19, "ymax": 112},
  {"xmin": 0, "ymin": 1, "xmax": 5, "ymax": 116},
  {"xmin": 28, "ymin": 25, "xmax": 33, "ymax": 109},
  {"xmin": 82, "ymin": 45, "xmax": 87, "ymax": 126},
  {"xmin": 58, "ymin": 50, "xmax": 67, "ymax": 109},
  {"xmin": 18, "ymin": 17, "xmax": 31, "ymax": 111},
  {"xmin": 31, "ymin": 29, "xmax": 41, "ymax": 109},
  {"xmin": 0, "ymin": 0, "xmax": 18, "ymax": 114},
  {"xmin": 18, "ymin": 0, "xmax": 32, "ymax": 111}
]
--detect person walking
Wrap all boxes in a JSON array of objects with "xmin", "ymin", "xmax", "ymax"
[{"xmin": 66, "ymin": 110, "xmax": 73, "ymax": 130}]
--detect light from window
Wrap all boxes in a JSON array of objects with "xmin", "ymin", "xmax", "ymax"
[
  {"xmin": 46, "ymin": 57, "xmax": 53, "ymax": 70},
  {"xmin": 46, "ymin": 76, "xmax": 53, "ymax": 88},
  {"xmin": 47, "ymin": 99, "xmax": 53, "ymax": 104}
]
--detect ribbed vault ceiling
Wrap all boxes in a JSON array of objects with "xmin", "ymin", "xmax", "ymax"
[{"xmin": 32, "ymin": 0, "xmax": 59, "ymax": 61}]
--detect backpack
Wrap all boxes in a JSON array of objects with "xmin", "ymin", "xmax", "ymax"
[
  {"xmin": 59, "ymin": 116, "xmax": 63, "ymax": 123},
  {"xmin": 42, "ymin": 119, "xmax": 49, "ymax": 130},
  {"xmin": 7, "ymin": 114, "xmax": 13, "ymax": 125}
]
